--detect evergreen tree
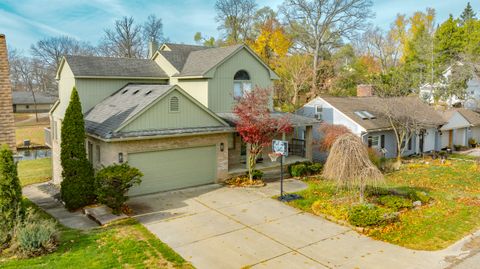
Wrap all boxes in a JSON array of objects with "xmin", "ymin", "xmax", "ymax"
[
  {"xmin": 460, "ymin": 2, "xmax": 477, "ymax": 25},
  {"xmin": 434, "ymin": 15, "xmax": 465, "ymax": 68},
  {"xmin": 0, "ymin": 144, "xmax": 22, "ymax": 243},
  {"xmin": 60, "ymin": 88, "xmax": 95, "ymax": 210}
]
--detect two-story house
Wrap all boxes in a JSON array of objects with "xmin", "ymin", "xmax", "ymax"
[{"xmin": 50, "ymin": 43, "xmax": 316, "ymax": 196}]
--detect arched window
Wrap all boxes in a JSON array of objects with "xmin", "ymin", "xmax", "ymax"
[
  {"xmin": 233, "ymin": 70, "xmax": 252, "ymax": 98},
  {"xmin": 169, "ymin": 96, "xmax": 179, "ymax": 112}
]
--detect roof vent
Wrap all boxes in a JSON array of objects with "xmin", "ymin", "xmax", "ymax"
[
  {"xmin": 145, "ymin": 90, "xmax": 152, "ymax": 96},
  {"xmin": 133, "ymin": 90, "xmax": 140, "ymax": 95},
  {"xmin": 121, "ymin": 89, "xmax": 128, "ymax": 94}
]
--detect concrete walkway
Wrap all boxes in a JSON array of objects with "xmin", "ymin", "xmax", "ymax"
[
  {"xmin": 128, "ymin": 179, "xmax": 473, "ymax": 269},
  {"xmin": 23, "ymin": 183, "xmax": 98, "ymax": 230}
]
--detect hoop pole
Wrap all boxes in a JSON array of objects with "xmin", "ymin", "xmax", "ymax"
[{"xmin": 280, "ymin": 153, "xmax": 284, "ymax": 199}]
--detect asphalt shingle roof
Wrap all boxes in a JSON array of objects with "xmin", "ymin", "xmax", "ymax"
[
  {"xmin": 12, "ymin": 91, "xmax": 57, "ymax": 104},
  {"xmin": 320, "ymin": 96, "xmax": 446, "ymax": 131},
  {"xmin": 158, "ymin": 43, "xmax": 208, "ymax": 71},
  {"xmin": 84, "ymin": 84, "xmax": 174, "ymax": 138},
  {"xmin": 65, "ymin": 55, "xmax": 168, "ymax": 78}
]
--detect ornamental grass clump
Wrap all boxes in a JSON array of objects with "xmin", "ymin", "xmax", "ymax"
[
  {"xmin": 322, "ymin": 133, "xmax": 384, "ymax": 203},
  {"xmin": 14, "ymin": 209, "xmax": 57, "ymax": 257}
]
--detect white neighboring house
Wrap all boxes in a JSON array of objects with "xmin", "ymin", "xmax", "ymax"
[
  {"xmin": 296, "ymin": 95, "xmax": 445, "ymax": 161},
  {"xmin": 439, "ymin": 108, "xmax": 480, "ymax": 148},
  {"xmin": 419, "ymin": 64, "xmax": 480, "ymax": 109}
]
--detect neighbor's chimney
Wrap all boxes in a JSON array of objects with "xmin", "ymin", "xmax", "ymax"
[
  {"xmin": 148, "ymin": 38, "xmax": 159, "ymax": 59},
  {"xmin": 357, "ymin": 84, "xmax": 373, "ymax": 97},
  {"xmin": 0, "ymin": 34, "xmax": 16, "ymax": 151}
]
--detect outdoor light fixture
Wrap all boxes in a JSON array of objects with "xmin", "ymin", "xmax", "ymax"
[
  {"xmin": 220, "ymin": 142, "xmax": 224, "ymax": 152},
  {"xmin": 118, "ymin": 152, "xmax": 124, "ymax": 163}
]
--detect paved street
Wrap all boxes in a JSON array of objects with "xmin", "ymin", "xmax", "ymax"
[{"xmin": 128, "ymin": 180, "xmax": 468, "ymax": 269}]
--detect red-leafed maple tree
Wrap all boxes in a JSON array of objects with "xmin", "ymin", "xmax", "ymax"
[
  {"xmin": 234, "ymin": 87, "xmax": 292, "ymax": 182},
  {"xmin": 318, "ymin": 123, "xmax": 352, "ymax": 151}
]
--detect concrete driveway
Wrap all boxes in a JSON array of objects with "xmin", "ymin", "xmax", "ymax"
[{"xmin": 128, "ymin": 180, "xmax": 461, "ymax": 269}]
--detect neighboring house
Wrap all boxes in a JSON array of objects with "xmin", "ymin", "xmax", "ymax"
[
  {"xmin": 439, "ymin": 108, "xmax": 480, "ymax": 148},
  {"xmin": 12, "ymin": 91, "xmax": 57, "ymax": 113},
  {"xmin": 419, "ymin": 64, "xmax": 480, "ymax": 109},
  {"xmin": 297, "ymin": 95, "xmax": 445, "ymax": 160},
  {"xmin": 50, "ymin": 43, "xmax": 316, "ymax": 196}
]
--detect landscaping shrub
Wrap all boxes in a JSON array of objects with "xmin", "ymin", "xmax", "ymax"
[
  {"xmin": 288, "ymin": 161, "xmax": 322, "ymax": 177},
  {"xmin": 60, "ymin": 88, "xmax": 95, "ymax": 210},
  {"xmin": 367, "ymin": 147, "xmax": 382, "ymax": 168},
  {"xmin": 348, "ymin": 204, "xmax": 392, "ymax": 227},
  {"xmin": 468, "ymin": 138, "xmax": 477, "ymax": 147},
  {"xmin": 95, "ymin": 163, "xmax": 143, "ymax": 214},
  {"xmin": 290, "ymin": 163, "xmax": 308, "ymax": 177},
  {"xmin": 407, "ymin": 190, "xmax": 431, "ymax": 204},
  {"xmin": 14, "ymin": 209, "xmax": 57, "ymax": 257},
  {"xmin": 377, "ymin": 195, "xmax": 413, "ymax": 211},
  {"xmin": 250, "ymin": 169, "xmax": 264, "ymax": 180},
  {"xmin": 0, "ymin": 145, "xmax": 23, "ymax": 245}
]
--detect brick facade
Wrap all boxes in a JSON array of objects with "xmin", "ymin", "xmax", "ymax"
[{"xmin": 0, "ymin": 34, "xmax": 16, "ymax": 151}]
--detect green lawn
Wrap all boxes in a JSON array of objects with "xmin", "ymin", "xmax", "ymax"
[
  {"xmin": 0, "ymin": 201, "xmax": 193, "ymax": 269},
  {"xmin": 289, "ymin": 158, "xmax": 480, "ymax": 250},
  {"xmin": 17, "ymin": 158, "xmax": 52, "ymax": 186}
]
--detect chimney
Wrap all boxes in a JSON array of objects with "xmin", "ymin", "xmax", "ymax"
[
  {"xmin": 148, "ymin": 38, "xmax": 159, "ymax": 59},
  {"xmin": 356, "ymin": 84, "xmax": 373, "ymax": 97},
  {"xmin": 0, "ymin": 34, "xmax": 16, "ymax": 151}
]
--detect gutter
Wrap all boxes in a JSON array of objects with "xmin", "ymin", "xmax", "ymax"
[{"xmin": 87, "ymin": 128, "xmax": 236, "ymax": 142}]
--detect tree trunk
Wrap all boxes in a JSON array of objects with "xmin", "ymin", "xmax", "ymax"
[
  {"xmin": 31, "ymin": 90, "xmax": 38, "ymax": 123},
  {"xmin": 309, "ymin": 43, "xmax": 320, "ymax": 99}
]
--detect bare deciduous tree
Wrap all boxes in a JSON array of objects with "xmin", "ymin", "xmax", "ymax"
[
  {"xmin": 31, "ymin": 36, "xmax": 95, "ymax": 71},
  {"xmin": 280, "ymin": 0, "xmax": 373, "ymax": 98},
  {"xmin": 99, "ymin": 16, "xmax": 144, "ymax": 58},
  {"xmin": 143, "ymin": 14, "xmax": 167, "ymax": 43},
  {"xmin": 276, "ymin": 54, "xmax": 313, "ymax": 107},
  {"xmin": 215, "ymin": 0, "xmax": 258, "ymax": 44},
  {"xmin": 356, "ymin": 27, "xmax": 401, "ymax": 74},
  {"xmin": 12, "ymin": 56, "xmax": 39, "ymax": 121}
]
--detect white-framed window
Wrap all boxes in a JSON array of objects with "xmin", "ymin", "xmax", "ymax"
[
  {"xmin": 315, "ymin": 105, "xmax": 323, "ymax": 114},
  {"xmin": 368, "ymin": 135, "xmax": 380, "ymax": 148},
  {"xmin": 233, "ymin": 70, "xmax": 252, "ymax": 99},
  {"xmin": 169, "ymin": 96, "xmax": 179, "ymax": 112},
  {"xmin": 96, "ymin": 145, "xmax": 101, "ymax": 163}
]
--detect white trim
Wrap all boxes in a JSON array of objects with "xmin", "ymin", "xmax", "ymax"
[{"xmin": 313, "ymin": 97, "xmax": 367, "ymax": 133}]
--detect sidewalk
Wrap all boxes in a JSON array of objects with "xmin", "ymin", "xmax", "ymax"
[{"xmin": 23, "ymin": 182, "xmax": 98, "ymax": 230}]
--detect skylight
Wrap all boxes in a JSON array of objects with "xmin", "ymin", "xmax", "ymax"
[{"xmin": 354, "ymin": 110, "xmax": 376, "ymax": 120}]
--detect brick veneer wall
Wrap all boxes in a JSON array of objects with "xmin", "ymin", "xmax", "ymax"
[{"xmin": 0, "ymin": 34, "xmax": 16, "ymax": 151}]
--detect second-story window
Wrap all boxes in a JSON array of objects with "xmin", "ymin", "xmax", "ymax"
[{"xmin": 233, "ymin": 70, "xmax": 252, "ymax": 99}]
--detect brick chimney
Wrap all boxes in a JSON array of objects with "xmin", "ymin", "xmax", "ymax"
[
  {"xmin": 356, "ymin": 84, "xmax": 373, "ymax": 97},
  {"xmin": 0, "ymin": 34, "xmax": 16, "ymax": 151}
]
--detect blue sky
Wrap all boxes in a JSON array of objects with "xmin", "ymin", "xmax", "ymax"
[{"xmin": 0, "ymin": 0, "xmax": 477, "ymax": 54}]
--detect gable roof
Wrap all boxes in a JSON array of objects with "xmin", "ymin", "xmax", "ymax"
[
  {"xmin": 176, "ymin": 44, "xmax": 243, "ymax": 77},
  {"xmin": 156, "ymin": 43, "xmax": 209, "ymax": 72},
  {"xmin": 84, "ymin": 84, "xmax": 230, "ymax": 139},
  {"xmin": 12, "ymin": 91, "xmax": 57, "ymax": 105},
  {"xmin": 216, "ymin": 112, "xmax": 319, "ymax": 127},
  {"xmin": 319, "ymin": 96, "xmax": 445, "ymax": 131},
  {"xmin": 59, "ymin": 55, "xmax": 168, "ymax": 79},
  {"xmin": 441, "ymin": 108, "xmax": 480, "ymax": 127}
]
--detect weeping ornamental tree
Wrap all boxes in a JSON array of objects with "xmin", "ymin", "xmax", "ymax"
[
  {"xmin": 0, "ymin": 145, "xmax": 22, "ymax": 243},
  {"xmin": 322, "ymin": 133, "xmax": 384, "ymax": 203},
  {"xmin": 60, "ymin": 88, "xmax": 95, "ymax": 210},
  {"xmin": 233, "ymin": 87, "xmax": 292, "ymax": 182}
]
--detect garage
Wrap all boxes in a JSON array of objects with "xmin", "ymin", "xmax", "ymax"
[{"xmin": 128, "ymin": 145, "xmax": 217, "ymax": 196}]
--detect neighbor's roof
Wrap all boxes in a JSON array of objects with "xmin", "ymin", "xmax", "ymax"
[
  {"xmin": 12, "ymin": 91, "xmax": 57, "ymax": 105},
  {"xmin": 319, "ymin": 96, "xmax": 446, "ymax": 131},
  {"xmin": 441, "ymin": 108, "xmax": 480, "ymax": 126},
  {"xmin": 217, "ymin": 112, "xmax": 319, "ymax": 127},
  {"xmin": 84, "ymin": 84, "xmax": 232, "ymax": 139},
  {"xmin": 63, "ymin": 55, "xmax": 168, "ymax": 78}
]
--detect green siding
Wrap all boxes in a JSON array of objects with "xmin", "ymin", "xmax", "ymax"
[
  {"xmin": 208, "ymin": 48, "xmax": 273, "ymax": 112},
  {"xmin": 75, "ymin": 78, "xmax": 168, "ymax": 113},
  {"xmin": 128, "ymin": 145, "xmax": 216, "ymax": 195},
  {"xmin": 121, "ymin": 90, "xmax": 224, "ymax": 132}
]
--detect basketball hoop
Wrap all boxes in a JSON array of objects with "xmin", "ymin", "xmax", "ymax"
[{"xmin": 268, "ymin": 152, "xmax": 282, "ymax": 162}]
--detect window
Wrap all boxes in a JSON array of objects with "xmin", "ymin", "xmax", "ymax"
[
  {"xmin": 354, "ymin": 110, "xmax": 376, "ymax": 120},
  {"xmin": 368, "ymin": 135, "xmax": 380, "ymax": 148},
  {"xmin": 96, "ymin": 145, "xmax": 101, "ymax": 163},
  {"xmin": 169, "ymin": 96, "xmax": 179, "ymax": 112},
  {"xmin": 315, "ymin": 105, "xmax": 323, "ymax": 114},
  {"xmin": 233, "ymin": 70, "xmax": 252, "ymax": 98}
]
